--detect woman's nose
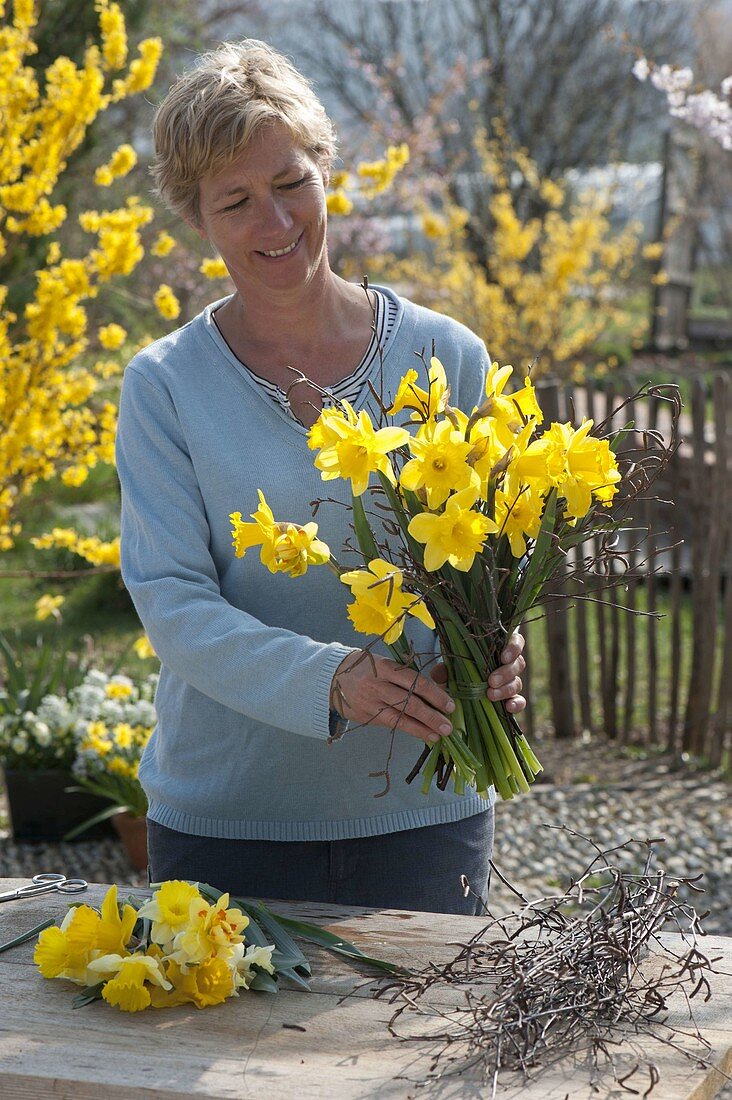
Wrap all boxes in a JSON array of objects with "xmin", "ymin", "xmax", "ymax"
[{"xmin": 258, "ymin": 194, "xmax": 294, "ymax": 235}]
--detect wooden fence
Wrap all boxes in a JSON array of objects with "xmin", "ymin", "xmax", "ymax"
[{"xmin": 520, "ymin": 374, "xmax": 732, "ymax": 766}]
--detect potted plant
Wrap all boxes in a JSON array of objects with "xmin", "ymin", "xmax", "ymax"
[
  {"xmin": 0, "ymin": 631, "xmax": 112, "ymax": 841},
  {"xmin": 64, "ymin": 668, "xmax": 158, "ymax": 870}
]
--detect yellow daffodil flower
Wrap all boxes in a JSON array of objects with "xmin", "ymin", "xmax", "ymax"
[
  {"xmin": 34, "ymin": 593, "xmax": 64, "ymax": 621},
  {"xmin": 169, "ymin": 893, "xmax": 249, "ymax": 967},
  {"xmin": 311, "ymin": 408, "xmax": 409, "ymax": 496},
  {"xmin": 34, "ymin": 890, "xmax": 135, "ymax": 986},
  {"xmin": 340, "ymin": 558, "xmax": 435, "ymax": 643},
  {"xmin": 510, "ymin": 419, "xmax": 621, "ymax": 520},
  {"xmin": 389, "ymin": 357, "xmax": 449, "ymax": 421},
  {"xmin": 400, "ymin": 419, "xmax": 475, "ymax": 507},
  {"xmin": 408, "ymin": 484, "xmax": 498, "ymax": 572},
  {"xmin": 471, "ymin": 363, "xmax": 544, "ymax": 442},
  {"xmin": 137, "ymin": 880, "xmax": 203, "ymax": 947},
  {"xmin": 494, "ymin": 476, "xmax": 545, "ymax": 557},
  {"xmin": 133, "ymin": 634, "xmax": 156, "ymax": 659},
  {"xmin": 229, "ymin": 490, "xmax": 330, "ymax": 577},
  {"xmin": 96, "ymin": 884, "xmax": 138, "ymax": 956},
  {"xmin": 149, "ymin": 956, "xmax": 234, "ymax": 1009},
  {"xmin": 306, "ymin": 401, "xmax": 359, "ymax": 451},
  {"xmin": 88, "ymin": 953, "xmax": 172, "ymax": 1012},
  {"xmin": 234, "ymin": 943, "xmax": 276, "ymax": 990}
]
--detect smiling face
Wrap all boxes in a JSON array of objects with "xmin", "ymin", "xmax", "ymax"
[{"xmin": 194, "ymin": 119, "xmax": 331, "ymax": 303}]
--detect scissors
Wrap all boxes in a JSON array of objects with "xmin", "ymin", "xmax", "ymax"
[{"xmin": 0, "ymin": 873, "xmax": 88, "ymax": 903}]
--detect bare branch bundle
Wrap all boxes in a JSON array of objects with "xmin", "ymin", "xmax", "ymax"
[{"xmin": 373, "ymin": 832, "xmax": 722, "ymax": 1096}]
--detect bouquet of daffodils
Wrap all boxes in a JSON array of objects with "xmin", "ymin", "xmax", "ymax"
[
  {"xmin": 31, "ymin": 879, "xmax": 402, "ymax": 1012},
  {"xmin": 230, "ymin": 356, "xmax": 675, "ymax": 801}
]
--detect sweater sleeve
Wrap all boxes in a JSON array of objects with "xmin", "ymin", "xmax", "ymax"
[{"xmin": 115, "ymin": 364, "xmax": 356, "ymax": 740}]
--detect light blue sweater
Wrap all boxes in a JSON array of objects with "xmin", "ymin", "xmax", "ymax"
[{"xmin": 116, "ymin": 286, "xmax": 494, "ymax": 840}]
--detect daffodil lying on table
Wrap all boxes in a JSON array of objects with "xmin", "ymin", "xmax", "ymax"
[
  {"xmin": 229, "ymin": 356, "xmax": 644, "ymax": 801},
  {"xmin": 34, "ymin": 879, "xmax": 403, "ymax": 1012}
]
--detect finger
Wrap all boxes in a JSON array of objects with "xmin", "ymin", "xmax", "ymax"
[
  {"xmin": 386, "ymin": 663, "xmax": 455, "ymax": 715},
  {"xmin": 429, "ymin": 662, "xmax": 448, "ymax": 684},
  {"xmin": 504, "ymin": 694, "xmax": 526, "ymax": 714},
  {"xmin": 378, "ymin": 705, "xmax": 453, "ymax": 744},
  {"xmin": 380, "ymin": 682, "xmax": 454, "ymax": 736},
  {"xmin": 500, "ymin": 631, "xmax": 525, "ymax": 664},
  {"xmin": 487, "ymin": 675, "xmax": 522, "ymax": 702},
  {"xmin": 488, "ymin": 653, "xmax": 526, "ymax": 688}
]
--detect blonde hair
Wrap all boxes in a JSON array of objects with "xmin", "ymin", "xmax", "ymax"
[{"xmin": 152, "ymin": 40, "xmax": 337, "ymax": 224}]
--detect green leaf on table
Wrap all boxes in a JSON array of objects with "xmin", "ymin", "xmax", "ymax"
[
  {"xmin": 72, "ymin": 981, "xmax": 105, "ymax": 1008},
  {"xmin": 0, "ymin": 917, "xmax": 55, "ymax": 954}
]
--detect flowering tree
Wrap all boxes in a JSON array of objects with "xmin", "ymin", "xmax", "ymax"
[
  {"xmin": 0, "ymin": 0, "xmax": 161, "ymax": 553},
  {"xmin": 362, "ymin": 125, "xmax": 644, "ymax": 380},
  {"xmin": 632, "ymin": 58, "xmax": 732, "ymax": 151}
]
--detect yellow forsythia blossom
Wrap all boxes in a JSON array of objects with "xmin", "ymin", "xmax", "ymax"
[
  {"xmin": 98, "ymin": 323, "xmax": 126, "ymax": 349},
  {"xmin": 97, "ymin": 0, "xmax": 128, "ymax": 71},
  {"xmin": 326, "ymin": 189, "xmax": 353, "ymax": 216},
  {"xmin": 151, "ymin": 231, "xmax": 176, "ymax": 256},
  {"xmin": 642, "ymin": 241, "xmax": 664, "ymax": 260},
  {"xmin": 0, "ymin": 2, "xmax": 162, "ymax": 549},
  {"xmin": 94, "ymin": 143, "xmax": 137, "ymax": 186},
  {"xmin": 422, "ymin": 212, "xmax": 448, "ymax": 239},
  {"xmin": 366, "ymin": 127, "xmax": 641, "ymax": 379},
  {"xmin": 356, "ymin": 143, "xmax": 410, "ymax": 197},
  {"xmin": 111, "ymin": 37, "xmax": 162, "ymax": 100},
  {"xmin": 31, "ymin": 528, "xmax": 121, "ymax": 567},
  {"xmin": 199, "ymin": 257, "xmax": 229, "ymax": 278},
  {"xmin": 154, "ymin": 283, "xmax": 181, "ymax": 320}
]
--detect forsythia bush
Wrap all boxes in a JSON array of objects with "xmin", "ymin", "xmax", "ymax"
[
  {"xmin": 0, "ymin": 0, "xmax": 162, "ymax": 551},
  {"xmin": 371, "ymin": 124, "xmax": 642, "ymax": 380}
]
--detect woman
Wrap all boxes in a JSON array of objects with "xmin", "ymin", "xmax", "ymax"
[{"xmin": 116, "ymin": 40, "xmax": 527, "ymax": 915}]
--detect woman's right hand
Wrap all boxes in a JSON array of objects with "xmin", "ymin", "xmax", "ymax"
[{"xmin": 330, "ymin": 651, "xmax": 456, "ymax": 745}]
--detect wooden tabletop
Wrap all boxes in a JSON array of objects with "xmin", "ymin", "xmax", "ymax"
[{"xmin": 0, "ymin": 878, "xmax": 730, "ymax": 1100}]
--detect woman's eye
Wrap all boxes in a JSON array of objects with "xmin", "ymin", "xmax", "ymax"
[
  {"xmin": 223, "ymin": 197, "xmax": 248, "ymax": 212},
  {"xmin": 282, "ymin": 177, "xmax": 307, "ymax": 190}
]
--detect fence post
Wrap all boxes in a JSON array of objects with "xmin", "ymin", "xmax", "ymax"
[
  {"xmin": 710, "ymin": 375, "xmax": 731, "ymax": 767},
  {"xmin": 538, "ymin": 381, "xmax": 575, "ymax": 739},
  {"xmin": 683, "ymin": 378, "xmax": 720, "ymax": 754}
]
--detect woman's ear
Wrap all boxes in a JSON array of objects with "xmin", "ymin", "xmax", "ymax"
[
  {"xmin": 184, "ymin": 216, "xmax": 208, "ymax": 242},
  {"xmin": 181, "ymin": 201, "xmax": 208, "ymax": 241}
]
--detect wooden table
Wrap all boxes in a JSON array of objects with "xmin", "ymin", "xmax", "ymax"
[{"xmin": 0, "ymin": 878, "xmax": 730, "ymax": 1099}]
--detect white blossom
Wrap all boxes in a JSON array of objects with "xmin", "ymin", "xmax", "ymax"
[
  {"xmin": 633, "ymin": 58, "xmax": 732, "ymax": 151},
  {"xmin": 33, "ymin": 722, "xmax": 52, "ymax": 747},
  {"xmin": 632, "ymin": 57, "xmax": 650, "ymax": 82}
]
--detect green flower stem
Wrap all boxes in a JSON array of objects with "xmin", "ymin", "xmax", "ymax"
[
  {"xmin": 483, "ymin": 702, "xmax": 531, "ymax": 794},
  {"xmin": 420, "ymin": 742, "xmax": 442, "ymax": 795},
  {"xmin": 516, "ymin": 731, "xmax": 543, "ymax": 776},
  {"xmin": 469, "ymin": 698, "xmax": 514, "ymax": 800}
]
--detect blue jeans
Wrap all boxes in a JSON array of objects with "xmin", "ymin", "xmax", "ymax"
[{"xmin": 147, "ymin": 808, "xmax": 494, "ymax": 915}]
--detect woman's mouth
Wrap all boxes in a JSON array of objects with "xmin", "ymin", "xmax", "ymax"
[{"xmin": 257, "ymin": 234, "xmax": 302, "ymax": 259}]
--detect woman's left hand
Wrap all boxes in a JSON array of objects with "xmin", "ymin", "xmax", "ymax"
[{"xmin": 430, "ymin": 630, "xmax": 527, "ymax": 714}]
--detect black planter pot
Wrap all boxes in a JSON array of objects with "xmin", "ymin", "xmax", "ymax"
[{"xmin": 3, "ymin": 768, "xmax": 115, "ymax": 842}]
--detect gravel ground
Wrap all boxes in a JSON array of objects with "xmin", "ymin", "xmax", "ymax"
[{"xmin": 1, "ymin": 734, "xmax": 729, "ymax": 932}]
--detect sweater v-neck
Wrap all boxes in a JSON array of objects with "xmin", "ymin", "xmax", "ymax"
[{"xmin": 198, "ymin": 285, "xmax": 414, "ymax": 437}]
